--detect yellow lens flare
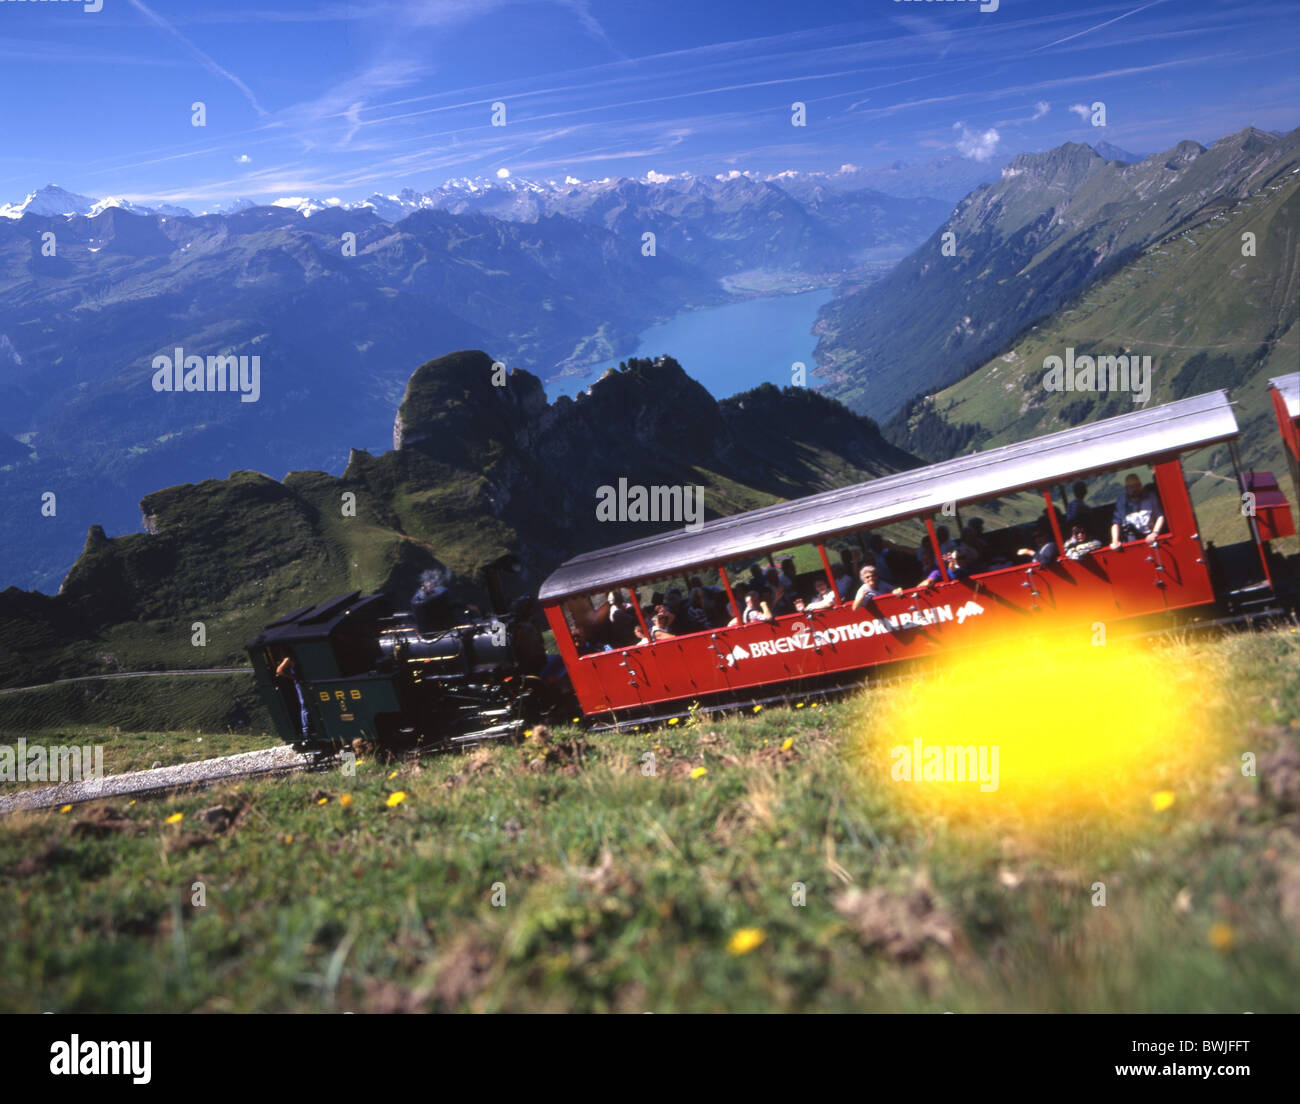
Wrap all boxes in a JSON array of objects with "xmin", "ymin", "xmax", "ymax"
[{"xmin": 853, "ymin": 628, "xmax": 1226, "ymax": 830}]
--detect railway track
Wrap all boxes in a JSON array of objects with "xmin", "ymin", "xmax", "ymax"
[{"xmin": 0, "ymin": 667, "xmax": 252, "ymax": 697}]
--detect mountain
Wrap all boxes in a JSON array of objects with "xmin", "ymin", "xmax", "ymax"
[
  {"xmin": 0, "ymin": 350, "xmax": 917, "ymax": 693},
  {"xmin": 0, "ymin": 202, "xmax": 723, "ymax": 591},
  {"xmin": 883, "ymin": 154, "xmax": 1299, "ymax": 547},
  {"xmin": 814, "ymin": 126, "xmax": 1300, "ymax": 421},
  {"xmin": 1090, "ymin": 141, "xmax": 1145, "ymax": 163},
  {"xmin": 0, "ymin": 184, "xmax": 193, "ymax": 220},
  {"xmin": 0, "ymin": 166, "xmax": 952, "ymax": 592}
]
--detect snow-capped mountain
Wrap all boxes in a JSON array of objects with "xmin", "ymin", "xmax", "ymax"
[
  {"xmin": 0, "ymin": 184, "xmax": 194, "ymax": 220},
  {"xmin": 0, "ymin": 184, "xmax": 99, "ymax": 219},
  {"xmin": 1, "ymin": 157, "xmax": 1012, "ymax": 226}
]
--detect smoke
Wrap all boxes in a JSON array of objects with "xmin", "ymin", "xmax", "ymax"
[{"xmin": 419, "ymin": 568, "xmax": 447, "ymax": 589}]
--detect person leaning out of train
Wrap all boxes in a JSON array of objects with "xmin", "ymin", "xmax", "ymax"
[
  {"xmin": 649, "ymin": 606, "xmax": 678, "ymax": 641},
  {"xmin": 806, "ymin": 577, "xmax": 837, "ymax": 610},
  {"xmin": 852, "ymin": 565, "xmax": 904, "ymax": 609},
  {"xmin": 1110, "ymin": 474, "xmax": 1166, "ymax": 549}
]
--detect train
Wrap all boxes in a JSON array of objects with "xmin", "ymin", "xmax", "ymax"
[{"xmin": 247, "ymin": 377, "xmax": 1300, "ymax": 752}]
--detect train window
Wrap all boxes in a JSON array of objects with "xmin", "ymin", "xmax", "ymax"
[
  {"xmin": 1066, "ymin": 464, "xmax": 1166, "ymax": 547},
  {"xmin": 720, "ymin": 542, "xmax": 840, "ymax": 620},
  {"xmin": 921, "ymin": 490, "xmax": 1062, "ymax": 577}
]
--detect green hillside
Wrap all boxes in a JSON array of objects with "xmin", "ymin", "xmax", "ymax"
[
  {"xmin": 887, "ymin": 162, "xmax": 1299, "ymax": 548},
  {"xmin": 816, "ymin": 127, "xmax": 1300, "ymax": 422}
]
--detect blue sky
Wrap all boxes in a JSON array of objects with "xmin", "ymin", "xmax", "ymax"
[{"xmin": 1, "ymin": 0, "xmax": 1297, "ymax": 206}]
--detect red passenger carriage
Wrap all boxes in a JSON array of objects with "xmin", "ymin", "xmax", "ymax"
[{"xmin": 540, "ymin": 390, "xmax": 1296, "ymax": 723}]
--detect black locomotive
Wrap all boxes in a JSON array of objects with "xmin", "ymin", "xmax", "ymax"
[{"xmin": 246, "ymin": 559, "xmax": 566, "ymax": 752}]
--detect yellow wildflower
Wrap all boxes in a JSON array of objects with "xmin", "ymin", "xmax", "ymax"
[
  {"xmin": 726, "ymin": 928, "xmax": 765, "ymax": 955},
  {"xmin": 1208, "ymin": 923, "xmax": 1235, "ymax": 951},
  {"xmin": 1151, "ymin": 790, "xmax": 1176, "ymax": 812},
  {"xmin": 386, "ymin": 791, "xmax": 407, "ymax": 808},
  {"xmin": 690, "ymin": 766, "xmax": 708, "ymax": 780}
]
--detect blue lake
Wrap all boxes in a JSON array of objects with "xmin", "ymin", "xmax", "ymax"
[{"xmin": 545, "ymin": 287, "xmax": 836, "ymax": 402}]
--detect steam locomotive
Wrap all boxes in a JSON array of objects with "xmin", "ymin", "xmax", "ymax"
[{"xmin": 246, "ymin": 556, "xmax": 567, "ymax": 752}]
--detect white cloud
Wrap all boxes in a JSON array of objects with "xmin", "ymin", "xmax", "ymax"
[
  {"xmin": 645, "ymin": 169, "xmax": 675, "ymax": 183},
  {"xmin": 496, "ymin": 167, "xmax": 510, "ymax": 178},
  {"xmin": 564, "ymin": 175, "xmax": 581, "ymax": 185},
  {"xmin": 1068, "ymin": 103, "xmax": 1091, "ymax": 121},
  {"xmin": 235, "ymin": 154, "xmax": 251, "ymax": 164},
  {"xmin": 1032, "ymin": 101, "xmax": 1050, "ymax": 120},
  {"xmin": 838, "ymin": 163, "xmax": 861, "ymax": 173},
  {"xmin": 953, "ymin": 123, "xmax": 1001, "ymax": 162}
]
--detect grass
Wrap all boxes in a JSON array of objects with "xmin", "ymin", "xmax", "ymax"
[{"xmin": 1, "ymin": 625, "xmax": 1297, "ymax": 1013}]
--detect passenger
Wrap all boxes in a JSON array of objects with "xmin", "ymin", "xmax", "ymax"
[
  {"xmin": 865, "ymin": 535, "xmax": 895, "ymax": 584},
  {"xmin": 806, "ymin": 578, "xmax": 837, "ymax": 610},
  {"xmin": 778, "ymin": 557, "xmax": 797, "ymax": 588},
  {"xmin": 835, "ymin": 548, "xmax": 859, "ymax": 598},
  {"xmin": 944, "ymin": 544, "xmax": 979, "ymax": 580},
  {"xmin": 742, "ymin": 591, "xmax": 774, "ymax": 623},
  {"xmin": 958, "ymin": 527, "xmax": 985, "ymax": 570},
  {"xmin": 915, "ymin": 544, "xmax": 944, "ymax": 589},
  {"xmin": 1110, "ymin": 474, "xmax": 1165, "ymax": 549},
  {"xmin": 649, "ymin": 606, "xmax": 678, "ymax": 641},
  {"xmin": 747, "ymin": 564, "xmax": 766, "ymax": 588},
  {"xmin": 1016, "ymin": 525, "xmax": 1059, "ymax": 565},
  {"xmin": 792, "ymin": 596, "xmax": 807, "ymax": 615},
  {"xmin": 605, "ymin": 591, "xmax": 638, "ymax": 648},
  {"xmin": 1064, "ymin": 522, "xmax": 1104, "ymax": 560},
  {"xmin": 1065, "ymin": 481, "xmax": 1090, "ymax": 527},
  {"xmin": 634, "ymin": 624, "xmax": 650, "ymax": 647},
  {"xmin": 769, "ymin": 578, "xmax": 796, "ymax": 616},
  {"xmin": 687, "ymin": 586, "xmax": 715, "ymax": 631},
  {"xmin": 961, "ymin": 524, "xmax": 987, "ymax": 564},
  {"xmin": 852, "ymin": 565, "xmax": 903, "ymax": 609}
]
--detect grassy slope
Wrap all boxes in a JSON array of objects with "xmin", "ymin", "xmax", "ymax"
[
  {"xmin": 2, "ymin": 626, "xmax": 1297, "ymax": 1013},
  {"xmin": 903, "ymin": 168, "xmax": 1299, "ymax": 549}
]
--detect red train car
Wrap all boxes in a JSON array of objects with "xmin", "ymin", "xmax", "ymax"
[{"xmin": 540, "ymin": 389, "xmax": 1295, "ymax": 722}]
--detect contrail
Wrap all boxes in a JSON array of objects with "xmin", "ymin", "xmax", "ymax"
[{"xmin": 127, "ymin": 0, "xmax": 268, "ymax": 117}]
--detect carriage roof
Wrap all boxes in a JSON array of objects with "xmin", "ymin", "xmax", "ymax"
[{"xmin": 538, "ymin": 390, "xmax": 1238, "ymax": 602}]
